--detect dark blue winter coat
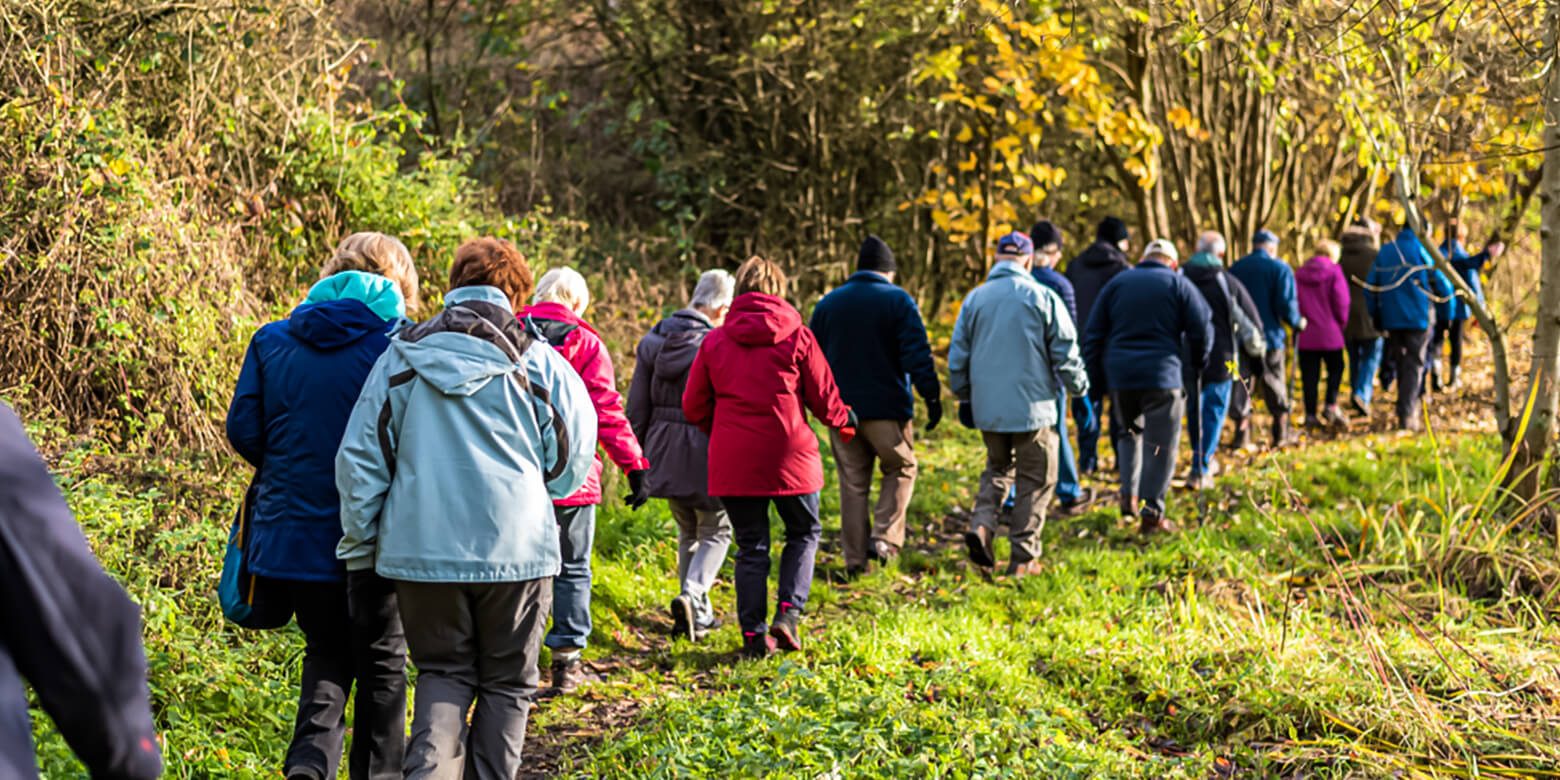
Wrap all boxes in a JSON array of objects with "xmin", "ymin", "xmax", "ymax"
[
  {"xmin": 1031, "ymin": 265, "xmax": 1078, "ymax": 326},
  {"xmin": 1228, "ymin": 248, "xmax": 1302, "ymax": 352},
  {"xmin": 226, "ymin": 278, "xmax": 402, "ymax": 582},
  {"xmin": 0, "ymin": 402, "xmax": 162, "ymax": 780},
  {"xmin": 810, "ymin": 271, "xmax": 940, "ymax": 421},
  {"xmin": 1082, "ymin": 261, "xmax": 1214, "ymax": 393},
  {"xmin": 1440, "ymin": 240, "xmax": 1489, "ymax": 322},
  {"xmin": 1367, "ymin": 228, "xmax": 1453, "ymax": 332},
  {"xmin": 1065, "ymin": 241, "xmax": 1131, "ymax": 335}
]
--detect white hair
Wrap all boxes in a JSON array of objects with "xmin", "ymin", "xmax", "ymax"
[
  {"xmin": 689, "ymin": 269, "xmax": 735, "ymax": 311},
  {"xmin": 532, "ymin": 267, "xmax": 591, "ymax": 314},
  {"xmin": 1196, "ymin": 231, "xmax": 1226, "ymax": 256}
]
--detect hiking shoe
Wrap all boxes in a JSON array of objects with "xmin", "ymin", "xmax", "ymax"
[
  {"xmin": 1190, "ymin": 474, "xmax": 1215, "ymax": 491},
  {"xmin": 1138, "ymin": 511, "xmax": 1177, "ymax": 536},
  {"xmin": 1229, "ymin": 419, "xmax": 1251, "ymax": 450},
  {"xmin": 1304, "ymin": 415, "xmax": 1323, "ymax": 430},
  {"xmin": 1056, "ymin": 486, "xmax": 1096, "ymax": 516},
  {"xmin": 1323, "ymin": 405, "xmax": 1349, "ymax": 429},
  {"xmin": 964, "ymin": 526, "xmax": 995, "ymax": 567},
  {"xmin": 1006, "ymin": 559, "xmax": 1044, "ymax": 579},
  {"xmin": 550, "ymin": 655, "xmax": 586, "ymax": 694},
  {"xmin": 669, "ymin": 595, "xmax": 696, "ymax": 643},
  {"xmin": 769, "ymin": 603, "xmax": 803, "ymax": 651},
  {"xmin": 1349, "ymin": 393, "xmax": 1370, "ymax": 418},
  {"xmin": 742, "ymin": 631, "xmax": 778, "ymax": 658},
  {"xmin": 1119, "ymin": 493, "xmax": 1138, "ymax": 519},
  {"xmin": 870, "ymin": 539, "xmax": 900, "ymax": 563}
]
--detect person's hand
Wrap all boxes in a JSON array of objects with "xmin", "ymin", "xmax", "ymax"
[
  {"xmin": 958, "ymin": 401, "xmax": 975, "ymax": 429},
  {"xmin": 838, "ymin": 409, "xmax": 860, "ymax": 444},
  {"xmin": 624, "ymin": 469, "xmax": 649, "ymax": 509},
  {"xmin": 925, "ymin": 398, "xmax": 943, "ymax": 432},
  {"xmin": 1298, "ymin": 316, "xmax": 1309, "ymax": 332}
]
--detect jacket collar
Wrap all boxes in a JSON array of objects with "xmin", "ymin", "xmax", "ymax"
[
  {"xmin": 988, "ymin": 260, "xmax": 1030, "ymax": 280},
  {"xmin": 672, "ymin": 308, "xmax": 713, "ymax": 327},
  {"xmin": 848, "ymin": 270, "xmax": 893, "ymax": 285},
  {"xmin": 1138, "ymin": 259, "xmax": 1172, "ymax": 272},
  {"xmin": 445, "ymin": 285, "xmax": 513, "ymax": 313}
]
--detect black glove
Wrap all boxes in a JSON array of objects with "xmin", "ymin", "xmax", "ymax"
[
  {"xmin": 1372, "ymin": 314, "xmax": 1385, "ymax": 334},
  {"xmin": 624, "ymin": 469, "xmax": 649, "ymax": 509},
  {"xmin": 925, "ymin": 398, "xmax": 943, "ymax": 432},
  {"xmin": 958, "ymin": 400, "xmax": 975, "ymax": 429}
]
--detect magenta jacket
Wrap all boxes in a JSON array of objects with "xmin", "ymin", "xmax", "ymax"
[
  {"xmin": 1295, "ymin": 255, "xmax": 1350, "ymax": 352},
  {"xmin": 519, "ymin": 301, "xmax": 650, "ymax": 506}
]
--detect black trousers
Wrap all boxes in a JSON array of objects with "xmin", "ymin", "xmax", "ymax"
[
  {"xmin": 1298, "ymin": 349, "xmax": 1345, "ymax": 417},
  {"xmin": 1385, "ymin": 329, "xmax": 1431, "ymax": 427},
  {"xmin": 721, "ymin": 494, "xmax": 822, "ymax": 635},
  {"xmin": 272, "ymin": 574, "xmax": 408, "ymax": 780},
  {"xmin": 1231, "ymin": 347, "xmax": 1290, "ymax": 438}
]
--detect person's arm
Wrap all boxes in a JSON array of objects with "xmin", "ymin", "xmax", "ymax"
[
  {"xmin": 225, "ymin": 336, "xmax": 266, "ymax": 468},
  {"xmin": 335, "ymin": 355, "xmax": 401, "ymax": 572},
  {"xmin": 1045, "ymin": 292, "xmax": 1090, "ymax": 399},
  {"xmin": 798, "ymin": 329, "xmax": 853, "ymax": 428},
  {"xmin": 625, "ymin": 338, "xmax": 654, "ymax": 446},
  {"xmin": 947, "ymin": 297, "xmax": 974, "ymax": 401},
  {"xmin": 1081, "ymin": 283, "xmax": 1114, "ymax": 396},
  {"xmin": 681, "ymin": 342, "xmax": 716, "ymax": 433},
  {"xmin": 1183, "ymin": 279, "xmax": 1215, "ymax": 372},
  {"xmin": 896, "ymin": 293, "xmax": 942, "ymax": 406},
  {"xmin": 1280, "ymin": 265, "xmax": 1303, "ymax": 329},
  {"xmin": 1331, "ymin": 269, "xmax": 1352, "ymax": 331},
  {"xmin": 0, "ymin": 404, "xmax": 162, "ymax": 780},
  {"xmin": 528, "ymin": 346, "xmax": 600, "ymax": 500},
  {"xmin": 574, "ymin": 334, "xmax": 649, "ymax": 474}
]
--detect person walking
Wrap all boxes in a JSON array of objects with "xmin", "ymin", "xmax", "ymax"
[
  {"xmin": 1027, "ymin": 220, "xmax": 1095, "ymax": 512},
  {"xmin": 1433, "ymin": 224, "xmax": 1505, "ymax": 391},
  {"xmin": 626, "ymin": 270, "xmax": 736, "ymax": 642},
  {"xmin": 1227, "ymin": 229, "xmax": 1304, "ymax": 448},
  {"xmin": 518, "ymin": 268, "xmax": 652, "ymax": 694},
  {"xmin": 1179, "ymin": 231, "xmax": 1263, "ymax": 490},
  {"xmin": 1295, "ymin": 240, "xmax": 1352, "ymax": 429},
  {"xmin": 950, "ymin": 232, "xmax": 1089, "ymax": 576},
  {"xmin": 1064, "ymin": 216, "xmax": 1132, "ymax": 474},
  {"xmin": 810, "ymin": 236, "xmax": 941, "ymax": 576},
  {"xmin": 1339, "ymin": 220, "xmax": 1384, "ymax": 416},
  {"xmin": 1082, "ymin": 239, "xmax": 1212, "ymax": 532},
  {"xmin": 226, "ymin": 232, "xmax": 419, "ymax": 780},
  {"xmin": 682, "ymin": 256, "xmax": 855, "ymax": 658},
  {"xmin": 336, "ymin": 237, "xmax": 598, "ymax": 780},
  {"xmin": 0, "ymin": 401, "xmax": 163, "ymax": 780},
  {"xmin": 1367, "ymin": 225, "xmax": 1454, "ymax": 431}
]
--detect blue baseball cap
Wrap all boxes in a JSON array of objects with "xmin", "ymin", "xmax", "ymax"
[
  {"xmin": 1253, "ymin": 229, "xmax": 1279, "ymax": 247},
  {"xmin": 995, "ymin": 231, "xmax": 1034, "ymax": 257}
]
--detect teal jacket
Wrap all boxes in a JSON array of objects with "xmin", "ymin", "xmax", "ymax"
[
  {"xmin": 335, "ymin": 286, "xmax": 598, "ymax": 583},
  {"xmin": 948, "ymin": 261, "xmax": 1089, "ymax": 433}
]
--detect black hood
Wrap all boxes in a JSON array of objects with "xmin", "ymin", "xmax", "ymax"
[{"xmin": 652, "ymin": 310, "xmax": 711, "ymax": 378}]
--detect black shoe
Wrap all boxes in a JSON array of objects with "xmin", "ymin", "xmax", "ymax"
[
  {"xmin": 870, "ymin": 539, "xmax": 900, "ymax": 563},
  {"xmin": 1119, "ymin": 493, "xmax": 1138, "ymax": 518},
  {"xmin": 964, "ymin": 526, "xmax": 995, "ymax": 567},
  {"xmin": 551, "ymin": 655, "xmax": 586, "ymax": 694},
  {"xmin": 769, "ymin": 603, "xmax": 803, "ymax": 651},
  {"xmin": 742, "ymin": 631, "xmax": 777, "ymax": 658},
  {"xmin": 669, "ymin": 595, "xmax": 696, "ymax": 642},
  {"xmin": 1056, "ymin": 485, "xmax": 1097, "ymax": 517}
]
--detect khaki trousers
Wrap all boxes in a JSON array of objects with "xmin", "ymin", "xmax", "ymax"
[
  {"xmin": 829, "ymin": 419, "xmax": 917, "ymax": 567},
  {"xmin": 970, "ymin": 429, "xmax": 1058, "ymax": 564}
]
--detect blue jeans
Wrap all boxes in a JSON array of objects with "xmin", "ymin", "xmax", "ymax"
[
  {"xmin": 1072, "ymin": 395, "xmax": 1104, "ymax": 474},
  {"xmin": 1348, "ymin": 338, "xmax": 1383, "ymax": 405},
  {"xmin": 1054, "ymin": 396, "xmax": 1079, "ymax": 503},
  {"xmin": 544, "ymin": 504, "xmax": 596, "ymax": 651},
  {"xmin": 1185, "ymin": 379, "xmax": 1232, "ymax": 478}
]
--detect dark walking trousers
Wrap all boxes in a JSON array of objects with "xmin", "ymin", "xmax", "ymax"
[
  {"xmin": 1231, "ymin": 348, "xmax": 1290, "ymax": 440},
  {"xmin": 1111, "ymin": 389, "xmax": 1184, "ymax": 518},
  {"xmin": 1298, "ymin": 349, "xmax": 1346, "ymax": 418},
  {"xmin": 720, "ymin": 494, "xmax": 822, "ymax": 635},
  {"xmin": 1385, "ymin": 329, "xmax": 1432, "ymax": 427}
]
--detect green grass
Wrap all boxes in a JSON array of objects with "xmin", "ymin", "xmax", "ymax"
[{"xmin": 29, "ymin": 424, "xmax": 1560, "ymax": 778}]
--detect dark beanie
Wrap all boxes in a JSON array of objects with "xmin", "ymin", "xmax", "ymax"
[
  {"xmin": 857, "ymin": 235, "xmax": 896, "ymax": 274},
  {"xmin": 1096, "ymin": 216, "xmax": 1129, "ymax": 244},
  {"xmin": 1029, "ymin": 220, "xmax": 1064, "ymax": 252}
]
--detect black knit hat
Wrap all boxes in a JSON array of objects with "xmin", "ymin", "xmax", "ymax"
[
  {"xmin": 857, "ymin": 235, "xmax": 896, "ymax": 274},
  {"xmin": 1029, "ymin": 220, "xmax": 1064, "ymax": 252},
  {"xmin": 1096, "ymin": 216, "xmax": 1130, "ymax": 244}
]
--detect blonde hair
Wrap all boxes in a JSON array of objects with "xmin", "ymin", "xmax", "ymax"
[
  {"xmin": 1314, "ymin": 239, "xmax": 1341, "ymax": 261},
  {"xmin": 734, "ymin": 256, "xmax": 786, "ymax": 297},
  {"xmin": 321, "ymin": 232, "xmax": 420, "ymax": 312},
  {"xmin": 532, "ymin": 267, "xmax": 591, "ymax": 314}
]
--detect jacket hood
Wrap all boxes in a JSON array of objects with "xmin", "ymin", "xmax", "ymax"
[
  {"xmin": 392, "ymin": 286, "xmax": 523, "ymax": 397},
  {"xmin": 519, "ymin": 301, "xmax": 599, "ymax": 336},
  {"xmin": 306, "ymin": 270, "xmax": 406, "ymax": 321},
  {"xmin": 289, "ymin": 298, "xmax": 393, "ymax": 350},
  {"xmin": 1296, "ymin": 256, "xmax": 1337, "ymax": 285},
  {"xmin": 653, "ymin": 310, "xmax": 712, "ymax": 377},
  {"xmin": 1181, "ymin": 263, "xmax": 1222, "ymax": 282},
  {"xmin": 723, "ymin": 293, "xmax": 802, "ymax": 346},
  {"xmin": 1184, "ymin": 251, "xmax": 1224, "ymax": 270},
  {"xmin": 1075, "ymin": 241, "xmax": 1129, "ymax": 269}
]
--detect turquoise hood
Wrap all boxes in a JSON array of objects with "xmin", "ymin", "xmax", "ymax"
[{"xmin": 307, "ymin": 271, "xmax": 406, "ymax": 321}]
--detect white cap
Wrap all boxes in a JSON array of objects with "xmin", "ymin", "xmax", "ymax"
[{"xmin": 1142, "ymin": 239, "xmax": 1179, "ymax": 263}]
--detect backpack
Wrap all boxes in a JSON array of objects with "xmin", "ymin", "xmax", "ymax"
[
  {"xmin": 218, "ymin": 476, "xmax": 291, "ymax": 629},
  {"xmin": 1217, "ymin": 273, "xmax": 1267, "ymax": 358}
]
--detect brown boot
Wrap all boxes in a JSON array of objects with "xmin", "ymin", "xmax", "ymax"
[
  {"xmin": 1138, "ymin": 510, "xmax": 1178, "ymax": 536},
  {"xmin": 1273, "ymin": 415, "xmax": 1297, "ymax": 448},
  {"xmin": 964, "ymin": 526, "xmax": 995, "ymax": 567},
  {"xmin": 1006, "ymin": 559, "xmax": 1044, "ymax": 579}
]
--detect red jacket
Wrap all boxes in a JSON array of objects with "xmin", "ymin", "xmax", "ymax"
[
  {"xmin": 520, "ymin": 301, "xmax": 649, "ymax": 506},
  {"xmin": 682, "ymin": 293, "xmax": 852, "ymax": 497}
]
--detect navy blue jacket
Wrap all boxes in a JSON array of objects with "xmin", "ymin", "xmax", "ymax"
[
  {"xmin": 810, "ymin": 271, "xmax": 940, "ymax": 421},
  {"xmin": 1228, "ymin": 248, "xmax": 1302, "ymax": 351},
  {"xmin": 1065, "ymin": 241, "xmax": 1131, "ymax": 333},
  {"xmin": 1367, "ymin": 228, "xmax": 1453, "ymax": 332},
  {"xmin": 1082, "ymin": 261, "xmax": 1214, "ymax": 392},
  {"xmin": 226, "ymin": 299, "xmax": 397, "ymax": 581},
  {"xmin": 0, "ymin": 403, "xmax": 161, "ymax": 780},
  {"xmin": 1031, "ymin": 266, "xmax": 1078, "ymax": 326}
]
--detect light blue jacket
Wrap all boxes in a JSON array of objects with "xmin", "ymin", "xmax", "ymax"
[
  {"xmin": 335, "ymin": 286, "xmax": 598, "ymax": 583},
  {"xmin": 948, "ymin": 261, "xmax": 1089, "ymax": 433}
]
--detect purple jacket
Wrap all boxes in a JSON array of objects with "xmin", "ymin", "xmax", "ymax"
[
  {"xmin": 627, "ymin": 309, "xmax": 721, "ymax": 510},
  {"xmin": 1296, "ymin": 256, "xmax": 1350, "ymax": 352}
]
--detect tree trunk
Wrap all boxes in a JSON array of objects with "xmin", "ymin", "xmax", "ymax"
[{"xmin": 1521, "ymin": 0, "xmax": 1560, "ymax": 504}]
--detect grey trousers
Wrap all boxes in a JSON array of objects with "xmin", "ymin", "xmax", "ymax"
[
  {"xmin": 396, "ymin": 578, "xmax": 552, "ymax": 780},
  {"xmin": 1385, "ymin": 329, "xmax": 1431, "ymax": 427},
  {"xmin": 668, "ymin": 498, "xmax": 731, "ymax": 626},
  {"xmin": 970, "ymin": 428, "xmax": 1058, "ymax": 563},
  {"xmin": 1112, "ymin": 389, "xmax": 1185, "ymax": 518}
]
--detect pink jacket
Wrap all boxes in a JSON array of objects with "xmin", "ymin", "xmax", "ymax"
[
  {"xmin": 1295, "ymin": 256, "xmax": 1350, "ymax": 352},
  {"xmin": 519, "ymin": 301, "xmax": 649, "ymax": 506}
]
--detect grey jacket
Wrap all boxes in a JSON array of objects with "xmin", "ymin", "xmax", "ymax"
[
  {"xmin": 626, "ymin": 309, "xmax": 720, "ymax": 510},
  {"xmin": 949, "ymin": 262, "xmax": 1089, "ymax": 433},
  {"xmin": 1339, "ymin": 224, "xmax": 1382, "ymax": 341}
]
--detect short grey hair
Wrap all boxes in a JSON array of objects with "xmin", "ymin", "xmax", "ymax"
[
  {"xmin": 533, "ymin": 267, "xmax": 591, "ymax": 314},
  {"xmin": 1196, "ymin": 231, "xmax": 1227, "ymax": 256},
  {"xmin": 689, "ymin": 269, "xmax": 735, "ymax": 311}
]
